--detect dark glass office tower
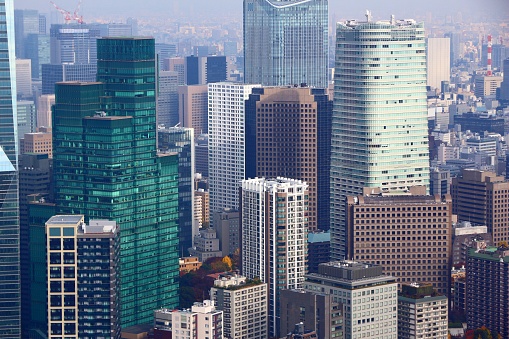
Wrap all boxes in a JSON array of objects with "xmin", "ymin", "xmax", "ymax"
[
  {"xmin": 53, "ymin": 38, "xmax": 180, "ymax": 327},
  {"xmin": 0, "ymin": 1, "xmax": 21, "ymax": 337}
]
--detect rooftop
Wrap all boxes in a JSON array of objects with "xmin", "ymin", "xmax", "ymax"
[{"xmin": 46, "ymin": 215, "xmax": 84, "ymax": 225}]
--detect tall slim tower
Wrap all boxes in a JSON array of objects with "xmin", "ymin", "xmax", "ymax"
[
  {"xmin": 243, "ymin": 0, "xmax": 329, "ymax": 88},
  {"xmin": 330, "ymin": 16, "xmax": 430, "ymax": 259},
  {"xmin": 241, "ymin": 177, "xmax": 308, "ymax": 337},
  {"xmin": 0, "ymin": 0, "xmax": 20, "ymax": 337}
]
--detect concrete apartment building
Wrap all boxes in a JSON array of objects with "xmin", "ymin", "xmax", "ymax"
[
  {"xmin": 304, "ymin": 261, "xmax": 398, "ymax": 339},
  {"xmin": 346, "ymin": 186, "xmax": 453, "ymax": 295},
  {"xmin": 398, "ymin": 283, "xmax": 448, "ymax": 339},
  {"xmin": 452, "ymin": 169, "xmax": 509, "ymax": 244},
  {"xmin": 210, "ymin": 273, "xmax": 267, "ymax": 339}
]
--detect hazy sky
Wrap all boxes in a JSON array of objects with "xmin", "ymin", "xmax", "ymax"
[{"xmin": 14, "ymin": 0, "xmax": 509, "ymax": 21}]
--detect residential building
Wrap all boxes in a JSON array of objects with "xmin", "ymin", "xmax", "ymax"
[
  {"xmin": 330, "ymin": 16, "xmax": 430, "ymax": 260},
  {"xmin": 213, "ymin": 208, "xmax": 240, "ymax": 256},
  {"xmin": 188, "ymin": 228, "xmax": 222, "ymax": 262},
  {"xmin": 46, "ymin": 216, "xmax": 121, "ymax": 339},
  {"xmin": 0, "ymin": 1, "xmax": 21, "ymax": 336},
  {"xmin": 245, "ymin": 86, "xmax": 332, "ymax": 231},
  {"xmin": 16, "ymin": 59, "xmax": 32, "ymax": 99},
  {"xmin": 177, "ymin": 84, "xmax": 208, "ymax": 135},
  {"xmin": 346, "ymin": 186, "xmax": 452, "ymax": 295},
  {"xmin": 307, "ymin": 231, "xmax": 330, "ymax": 274},
  {"xmin": 426, "ymin": 38, "xmax": 451, "ymax": 91},
  {"xmin": 53, "ymin": 37, "xmax": 179, "ymax": 328},
  {"xmin": 208, "ymin": 83, "xmax": 259, "ymax": 216},
  {"xmin": 158, "ymin": 127, "xmax": 196, "ymax": 255},
  {"xmin": 153, "ymin": 301, "xmax": 223, "ymax": 339},
  {"xmin": 279, "ymin": 289, "xmax": 343, "ymax": 339},
  {"xmin": 452, "ymin": 169, "xmax": 509, "ymax": 244},
  {"xmin": 241, "ymin": 177, "xmax": 308, "ymax": 337},
  {"xmin": 243, "ymin": 0, "xmax": 328, "ymax": 88},
  {"xmin": 36, "ymin": 94, "xmax": 55, "ymax": 128},
  {"xmin": 452, "ymin": 222, "xmax": 492, "ymax": 265},
  {"xmin": 397, "ymin": 283, "xmax": 448, "ymax": 339},
  {"xmin": 210, "ymin": 273, "xmax": 268, "ymax": 339},
  {"xmin": 304, "ymin": 261, "xmax": 398, "ymax": 339},
  {"xmin": 195, "ymin": 188, "xmax": 210, "ymax": 228},
  {"xmin": 466, "ymin": 245, "xmax": 509, "ymax": 338}
]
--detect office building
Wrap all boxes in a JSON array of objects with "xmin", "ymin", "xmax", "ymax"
[
  {"xmin": 245, "ymin": 86, "xmax": 332, "ymax": 231},
  {"xmin": 158, "ymin": 127, "xmax": 196, "ymax": 255},
  {"xmin": 467, "ymin": 245, "xmax": 509, "ymax": 338},
  {"xmin": 46, "ymin": 216, "xmax": 121, "ymax": 339},
  {"xmin": 397, "ymin": 283, "xmax": 448, "ymax": 339},
  {"xmin": 107, "ymin": 22, "xmax": 136, "ymax": 37},
  {"xmin": 213, "ymin": 208, "xmax": 240, "ymax": 256},
  {"xmin": 41, "ymin": 63, "xmax": 97, "ymax": 95},
  {"xmin": 188, "ymin": 228, "xmax": 222, "ymax": 262},
  {"xmin": 155, "ymin": 43, "xmax": 177, "ymax": 71},
  {"xmin": 280, "ymin": 289, "xmax": 343, "ymax": 339},
  {"xmin": 304, "ymin": 261, "xmax": 398, "ymax": 339},
  {"xmin": 166, "ymin": 57, "xmax": 185, "ymax": 85},
  {"xmin": 16, "ymin": 100, "xmax": 37, "ymax": 141},
  {"xmin": 157, "ymin": 70, "xmax": 179, "ymax": 127},
  {"xmin": 243, "ymin": 0, "xmax": 328, "ymax": 88},
  {"xmin": 346, "ymin": 187, "xmax": 452, "ymax": 295},
  {"xmin": 474, "ymin": 75, "xmax": 503, "ymax": 98},
  {"xmin": 49, "ymin": 24, "xmax": 101, "ymax": 65},
  {"xmin": 25, "ymin": 33, "xmax": 51, "ymax": 79},
  {"xmin": 330, "ymin": 16, "xmax": 430, "ymax": 260},
  {"xmin": 208, "ymin": 83, "xmax": 259, "ymax": 215},
  {"xmin": 22, "ymin": 129, "xmax": 53, "ymax": 157},
  {"xmin": 185, "ymin": 55, "xmax": 227, "ymax": 85},
  {"xmin": 452, "ymin": 222, "xmax": 492, "ymax": 265},
  {"xmin": 53, "ymin": 37, "xmax": 179, "ymax": 327},
  {"xmin": 241, "ymin": 177, "xmax": 308, "ymax": 337},
  {"xmin": 307, "ymin": 231, "xmax": 330, "ymax": 274},
  {"xmin": 427, "ymin": 38, "xmax": 450, "ymax": 91},
  {"xmin": 153, "ymin": 301, "xmax": 223, "ymax": 338},
  {"xmin": 36, "ymin": 94, "xmax": 55, "ymax": 128},
  {"xmin": 16, "ymin": 59, "xmax": 32, "ymax": 99},
  {"xmin": 453, "ymin": 112, "xmax": 505, "ymax": 135},
  {"xmin": 0, "ymin": 1, "xmax": 21, "ymax": 336},
  {"xmin": 499, "ymin": 58, "xmax": 509, "ymax": 103},
  {"xmin": 14, "ymin": 9, "xmax": 39, "ymax": 58},
  {"xmin": 195, "ymin": 133, "xmax": 209, "ymax": 176},
  {"xmin": 430, "ymin": 168, "xmax": 450, "ymax": 196},
  {"xmin": 178, "ymin": 84, "xmax": 208, "ymax": 135},
  {"xmin": 210, "ymin": 273, "xmax": 268, "ymax": 339},
  {"xmin": 445, "ymin": 32, "xmax": 462, "ymax": 66},
  {"xmin": 452, "ymin": 169, "xmax": 509, "ymax": 244}
]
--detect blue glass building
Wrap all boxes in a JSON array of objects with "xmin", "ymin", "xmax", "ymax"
[{"xmin": 243, "ymin": 0, "xmax": 328, "ymax": 88}]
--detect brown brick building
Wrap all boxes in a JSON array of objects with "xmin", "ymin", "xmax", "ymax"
[{"xmin": 346, "ymin": 186, "xmax": 452, "ymax": 295}]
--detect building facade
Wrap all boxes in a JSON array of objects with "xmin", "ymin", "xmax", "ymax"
[
  {"xmin": 177, "ymin": 84, "xmax": 208, "ymax": 135},
  {"xmin": 210, "ymin": 273, "xmax": 268, "ymax": 339},
  {"xmin": 304, "ymin": 261, "xmax": 398, "ymax": 339},
  {"xmin": 241, "ymin": 177, "xmax": 308, "ymax": 337},
  {"xmin": 243, "ymin": 0, "xmax": 328, "ymax": 88},
  {"xmin": 330, "ymin": 16, "xmax": 430, "ymax": 259},
  {"xmin": 157, "ymin": 70, "xmax": 180, "ymax": 127},
  {"xmin": 426, "ymin": 38, "xmax": 451, "ymax": 91},
  {"xmin": 245, "ymin": 86, "xmax": 332, "ymax": 231},
  {"xmin": 213, "ymin": 208, "xmax": 240, "ymax": 256}
]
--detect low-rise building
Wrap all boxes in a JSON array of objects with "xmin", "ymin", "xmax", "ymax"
[
  {"xmin": 179, "ymin": 257, "xmax": 202, "ymax": 273},
  {"xmin": 188, "ymin": 228, "xmax": 222, "ymax": 262}
]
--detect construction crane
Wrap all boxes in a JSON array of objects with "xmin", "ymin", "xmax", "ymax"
[{"xmin": 50, "ymin": 0, "xmax": 84, "ymax": 24}]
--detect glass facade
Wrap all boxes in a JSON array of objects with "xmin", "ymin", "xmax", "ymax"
[
  {"xmin": 53, "ymin": 38, "xmax": 179, "ymax": 328},
  {"xmin": 330, "ymin": 20, "xmax": 430, "ymax": 259},
  {"xmin": 243, "ymin": 0, "xmax": 328, "ymax": 88},
  {"xmin": 0, "ymin": 0, "xmax": 20, "ymax": 337}
]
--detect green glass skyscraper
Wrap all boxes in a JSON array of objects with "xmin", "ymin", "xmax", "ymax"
[
  {"xmin": 330, "ymin": 16, "xmax": 430, "ymax": 259},
  {"xmin": 0, "ymin": 0, "xmax": 20, "ymax": 337},
  {"xmin": 53, "ymin": 37, "xmax": 179, "ymax": 328}
]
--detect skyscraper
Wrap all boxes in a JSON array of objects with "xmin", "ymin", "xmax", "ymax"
[
  {"xmin": 53, "ymin": 38, "xmax": 180, "ymax": 327},
  {"xmin": 330, "ymin": 16, "xmax": 430, "ymax": 259},
  {"xmin": 208, "ymin": 82, "xmax": 259, "ymax": 216},
  {"xmin": 0, "ymin": 1, "xmax": 20, "ymax": 337},
  {"xmin": 427, "ymin": 37, "xmax": 451, "ymax": 91},
  {"xmin": 243, "ymin": 0, "xmax": 328, "ymax": 88},
  {"xmin": 157, "ymin": 70, "xmax": 180, "ymax": 127},
  {"xmin": 241, "ymin": 177, "xmax": 308, "ymax": 337}
]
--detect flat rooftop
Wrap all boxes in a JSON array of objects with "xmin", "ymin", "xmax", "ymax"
[{"xmin": 46, "ymin": 215, "xmax": 84, "ymax": 225}]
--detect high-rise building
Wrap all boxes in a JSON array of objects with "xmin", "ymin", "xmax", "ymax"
[
  {"xmin": 25, "ymin": 33, "xmax": 51, "ymax": 79},
  {"xmin": 36, "ymin": 94, "xmax": 55, "ymax": 128},
  {"xmin": 474, "ymin": 75, "xmax": 503, "ymax": 98},
  {"xmin": 185, "ymin": 55, "xmax": 227, "ymax": 85},
  {"xmin": 241, "ymin": 177, "xmax": 308, "ymax": 337},
  {"xmin": 307, "ymin": 231, "xmax": 330, "ymax": 274},
  {"xmin": 41, "ymin": 63, "xmax": 97, "ymax": 95},
  {"xmin": 304, "ymin": 261, "xmax": 398, "ymax": 339},
  {"xmin": 345, "ymin": 186, "xmax": 452, "ymax": 295},
  {"xmin": 427, "ymin": 38, "xmax": 451, "ymax": 91},
  {"xmin": 177, "ymin": 84, "xmax": 208, "ymax": 135},
  {"xmin": 467, "ymin": 245, "xmax": 509, "ymax": 338},
  {"xmin": 157, "ymin": 70, "xmax": 180, "ymax": 127},
  {"xmin": 158, "ymin": 127, "xmax": 196, "ymax": 255},
  {"xmin": 22, "ymin": 128, "xmax": 53, "ymax": 157},
  {"xmin": 49, "ymin": 24, "xmax": 102, "ymax": 65},
  {"xmin": 195, "ymin": 188, "xmax": 209, "ymax": 228},
  {"xmin": 166, "ymin": 57, "xmax": 185, "ymax": 85},
  {"xmin": 452, "ymin": 222, "xmax": 492, "ymax": 266},
  {"xmin": 155, "ymin": 43, "xmax": 177, "ymax": 71},
  {"xmin": 14, "ymin": 9, "xmax": 39, "ymax": 58},
  {"xmin": 208, "ymin": 83, "xmax": 259, "ymax": 215},
  {"xmin": 452, "ymin": 169, "xmax": 509, "ymax": 244},
  {"xmin": 243, "ymin": 0, "xmax": 328, "ymax": 88},
  {"xmin": 398, "ymin": 283, "xmax": 448, "ymax": 339},
  {"xmin": 53, "ymin": 37, "xmax": 180, "ymax": 327},
  {"xmin": 16, "ymin": 100, "xmax": 37, "ymax": 141},
  {"xmin": 213, "ymin": 208, "xmax": 240, "ymax": 256},
  {"xmin": 279, "ymin": 289, "xmax": 343, "ymax": 339},
  {"xmin": 499, "ymin": 58, "xmax": 509, "ymax": 103},
  {"xmin": 330, "ymin": 16, "xmax": 430, "ymax": 260},
  {"xmin": 444, "ymin": 32, "xmax": 462, "ymax": 66},
  {"xmin": 46, "ymin": 216, "xmax": 121, "ymax": 339},
  {"xmin": 15, "ymin": 59, "xmax": 32, "ymax": 99},
  {"xmin": 0, "ymin": 1, "xmax": 20, "ymax": 336},
  {"xmin": 210, "ymin": 273, "xmax": 268, "ymax": 339},
  {"xmin": 195, "ymin": 133, "xmax": 209, "ymax": 177},
  {"xmin": 245, "ymin": 86, "xmax": 332, "ymax": 231}
]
